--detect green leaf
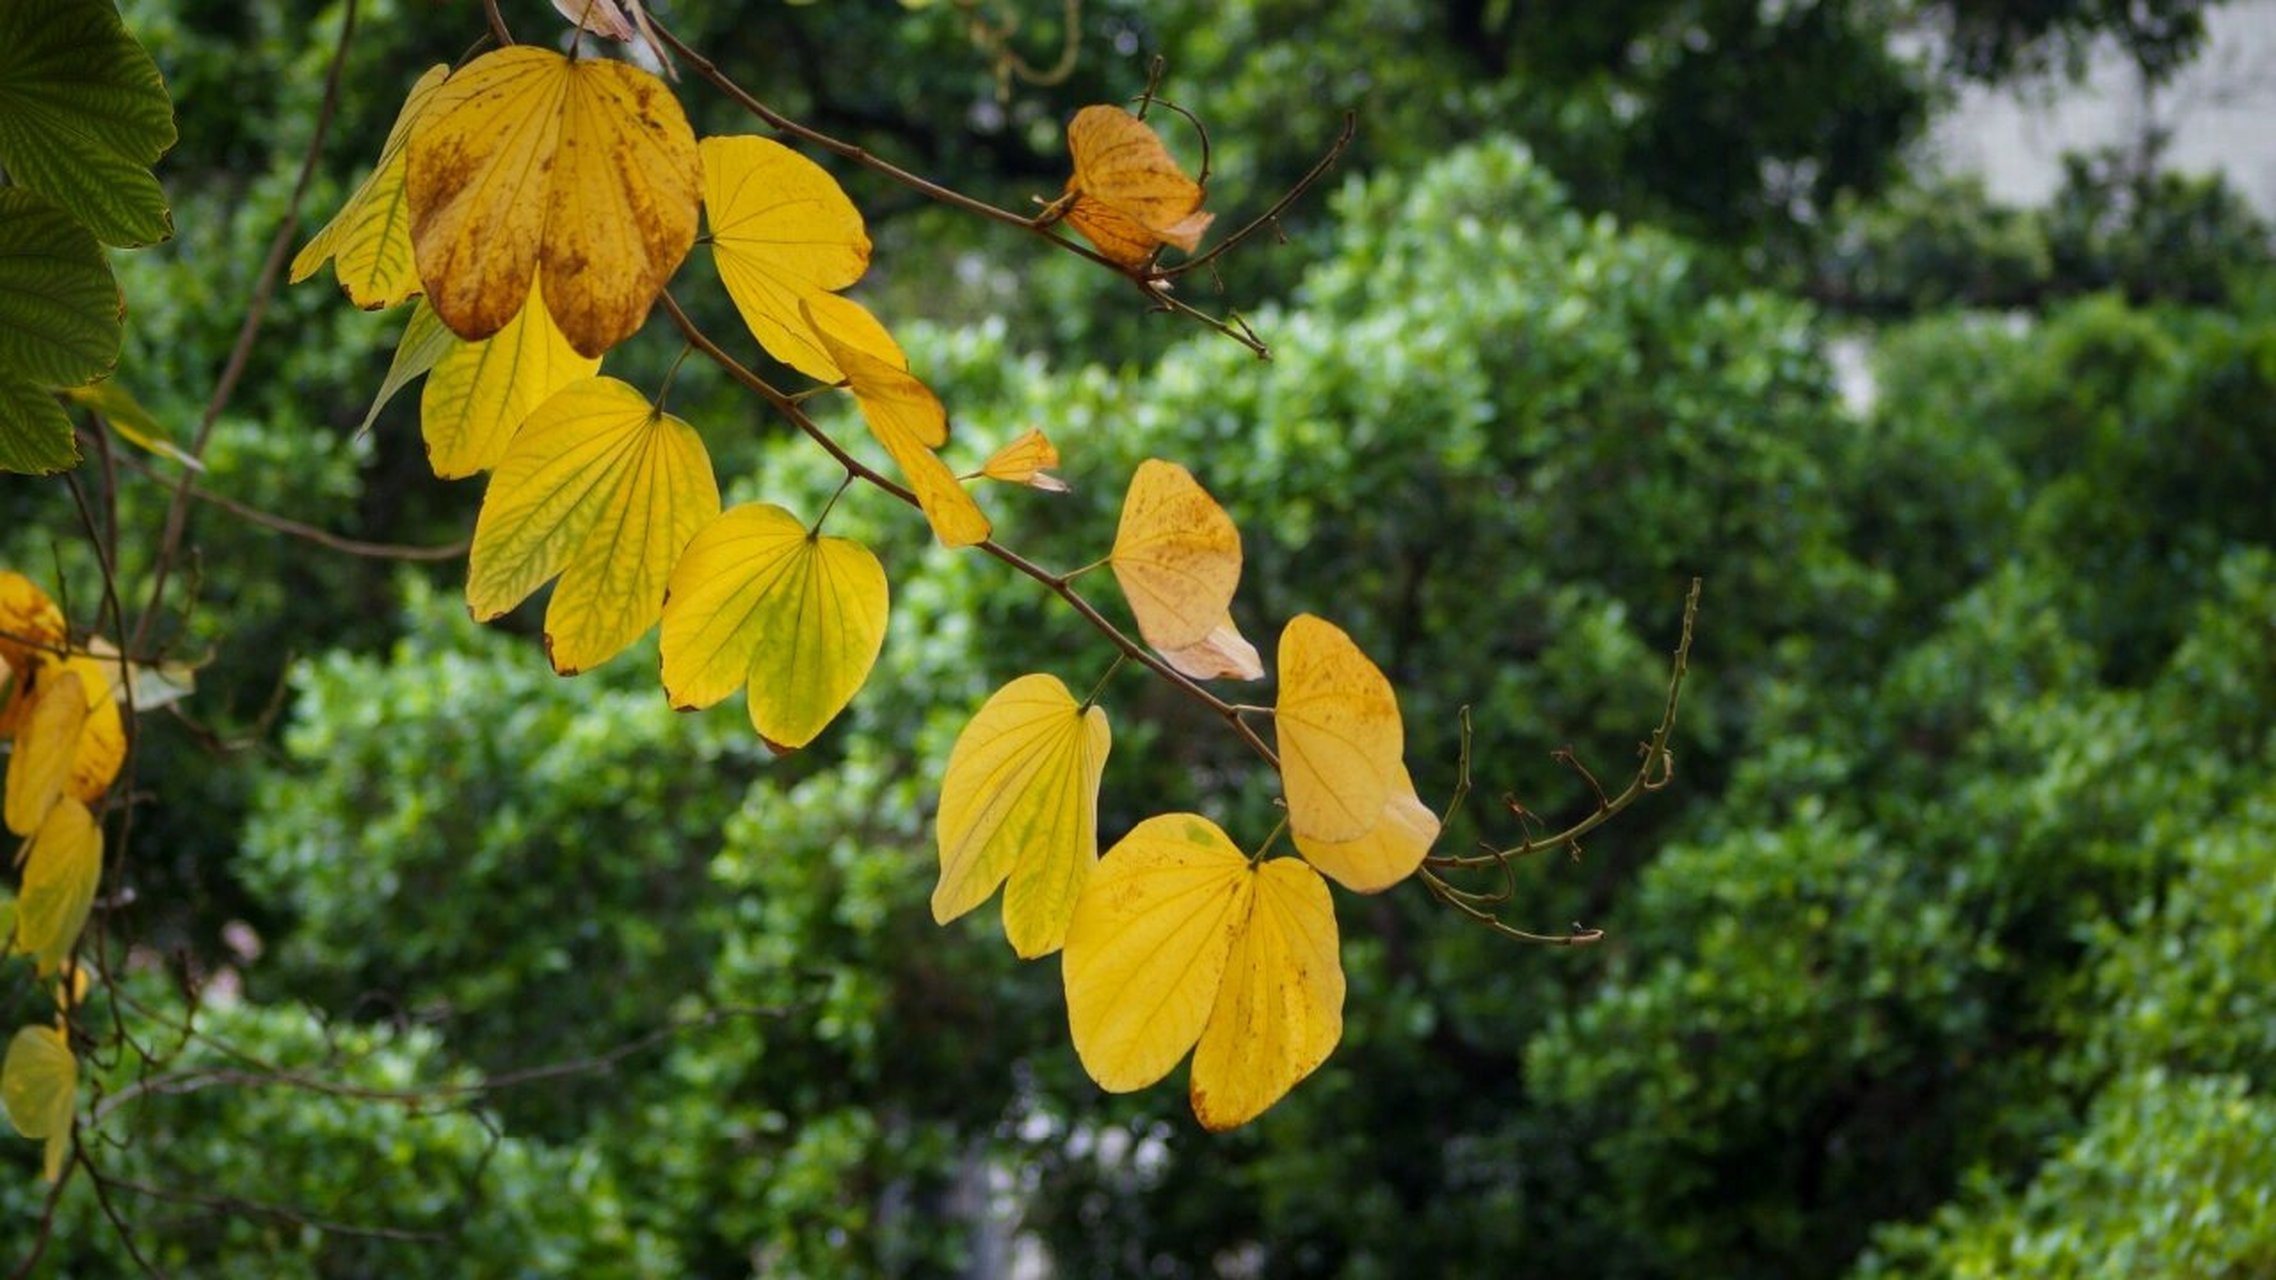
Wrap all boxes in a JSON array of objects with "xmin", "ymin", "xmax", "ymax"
[
  {"xmin": 0, "ymin": 0, "xmax": 177, "ymax": 247},
  {"xmin": 0, "ymin": 190, "xmax": 121, "ymax": 474},
  {"xmin": 358, "ymin": 300, "xmax": 454, "ymax": 437}
]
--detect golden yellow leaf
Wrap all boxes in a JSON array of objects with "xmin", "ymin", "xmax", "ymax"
[
  {"xmin": 291, "ymin": 65, "xmax": 451, "ymax": 309},
  {"xmin": 15, "ymin": 796, "xmax": 100, "ymax": 976},
  {"xmin": 52, "ymin": 656, "xmax": 125, "ymax": 806},
  {"xmin": 0, "ymin": 572, "xmax": 65, "ymax": 676},
  {"xmin": 1110, "ymin": 460, "xmax": 1257, "ymax": 676},
  {"xmin": 1189, "ymin": 855, "xmax": 1342, "ymax": 1131},
  {"xmin": 1062, "ymin": 105, "xmax": 1213, "ymax": 267},
  {"xmin": 1159, "ymin": 621, "xmax": 1264, "ymax": 683},
  {"xmin": 978, "ymin": 428, "xmax": 1069, "ymax": 493},
  {"xmin": 1292, "ymin": 763, "xmax": 1438, "ymax": 894},
  {"xmin": 422, "ymin": 277, "xmax": 600, "ymax": 478},
  {"xmin": 702, "ymin": 135, "xmax": 889, "ymax": 382},
  {"xmin": 1063, "ymin": 814, "xmax": 1347, "ymax": 1128},
  {"xmin": 932, "ymin": 674, "xmax": 1112, "ymax": 958},
  {"xmin": 1274, "ymin": 614, "xmax": 1404, "ymax": 844},
  {"xmin": 468, "ymin": 377, "xmax": 719, "ymax": 675},
  {"xmin": 2, "ymin": 1024, "xmax": 75, "ymax": 1147},
  {"xmin": 407, "ymin": 47, "xmax": 699, "ymax": 357},
  {"xmin": 5, "ymin": 670, "xmax": 82, "ymax": 836},
  {"xmin": 810, "ymin": 317, "xmax": 991, "ymax": 548},
  {"xmin": 1063, "ymin": 813, "xmax": 1252, "ymax": 1092},
  {"xmin": 658, "ymin": 503, "xmax": 888, "ymax": 750}
]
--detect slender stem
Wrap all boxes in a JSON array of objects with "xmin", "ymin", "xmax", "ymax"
[
  {"xmin": 482, "ymin": 0, "xmax": 513, "ymax": 45},
  {"xmin": 654, "ymin": 342, "xmax": 696, "ymax": 412},
  {"xmin": 810, "ymin": 474, "xmax": 856, "ymax": 535},
  {"xmin": 1079, "ymin": 653, "xmax": 1126, "ymax": 710},
  {"xmin": 658, "ymin": 292, "xmax": 1281, "ymax": 771},
  {"xmin": 1250, "ymin": 814, "xmax": 1289, "ymax": 864}
]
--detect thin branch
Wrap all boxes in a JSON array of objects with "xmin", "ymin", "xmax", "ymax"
[
  {"xmin": 1162, "ymin": 112, "xmax": 1356, "ymax": 280},
  {"xmin": 106, "ymin": 443, "xmax": 469, "ymax": 561},
  {"xmin": 131, "ymin": 0, "xmax": 359, "ymax": 656},
  {"xmin": 99, "ymin": 1171, "xmax": 444, "ymax": 1245}
]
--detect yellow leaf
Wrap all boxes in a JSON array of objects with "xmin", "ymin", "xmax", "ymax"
[
  {"xmin": 932, "ymin": 674, "xmax": 1112, "ymax": 958},
  {"xmin": 62, "ymin": 381, "xmax": 201, "ymax": 471},
  {"xmin": 15, "ymin": 796, "xmax": 100, "ymax": 977},
  {"xmin": 2, "ymin": 1024, "xmax": 76, "ymax": 1146},
  {"xmin": 659, "ymin": 503, "xmax": 888, "ymax": 750},
  {"xmin": 810, "ymin": 317, "xmax": 991, "ymax": 548},
  {"xmin": 422, "ymin": 277, "xmax": 600, "ymax": 478},
  {"xmin": 702, "ymin": 135, "xmax": 890, "ymax": 382},
  {"xmin": 1292, "ymin": 763, "xmax": 1438, "ymax": 894},
  {"xmin": 1110, "ymin": 460, "xmax": 1255, "ymax": 671},
  {"xmin": 1158, "ymin": 621, "xmax": 1263, "ymax": 683},
  {"xmin": 978, "ymin": 428, "xmax": 1069, "ymax": 493},
  {"xmin": 468, "ymin": 377, "xmax": 719, "ymax": 674},
  {"xmin": 407, "ymin": 47, "xmax": 699, "ymax": 357},
  {"xmin": 0, "ymin": 572, "xmax": 65, "ymax": 676},
  {"xmin": 291, "ymin": 65, "xmax": 451, "ymax": 309},
  {"xmin": 358, "ymin": 300, "xmax": 455, "ymax": 437},
  {"xmin": 1274, "ymin": 615, "xmax": 1404, "ymax": 844},
  {"xmin": 1189, "ymin": 856, "xmax": 1342, "ymax": 1131},
  {"xmin": 5, "ymin": 671, "xmax": 83, "ymax": 836},
  {"xmin": 52, "ymin": 656, "xmax": 125, "ymax": 805},
  {"xmin": 1062, "ymin": 105, "xmax": 1213, "ymax": 267},
  {"xmin": 1063, "ymin": 813, "xmax": 1252, "ymax": 1092}
]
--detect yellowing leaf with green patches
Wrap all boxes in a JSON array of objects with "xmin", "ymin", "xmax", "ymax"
[
  {"xmin": 468, "ymin": 377, "xmax": 718, "ymax": 675},
  {"xmin": 1189, "ymin": 856, "xmax": 1342, "ymax": 1130},
  {"xmin": 933, "ymin": 674, "xmax": 1112, "ymax": 958},
  {"xmin": 5, "ymin": 670, "xmax": 83, "ymax": 836},
  {"xmin": 658, "ymin": 503, "xmax": 887, "ymax": 751},
  {"xmin": 1110, "ymin": 459, "xmax": 1259, "ymax": 680},
  {"xmin": 15, "ymin": 795, "xmax": 100, "ymax": 976},
  {"xmin": 1292, "ymin": 763, "xmax": 1439, "ymax": 894},
  {"xmin": 702, "ymin": 135, "xmax": 886, "ymax": 382},
  {"xmin": 291, "ymin": 64, "xmax": 450, "ymax": 309},
  {"xmin": 1063, "ymin": 814, "xmax": 1346, "ymax": 1128},
  {"xmin": 3, "ymin": 1024, "xmax": 75, "ymax": 1139},
  {"xmin": 810, "ymin": 317, "xmax": 991, "ymax": 548},
  {"xmin": 1063, "ymin": 813, "xmax": 1252, "ymax": 1093},
  {"xmin": 422, "ymin": 278, "xmax": 599, "ymax": 478},
  {"xmin": 407, "ymin": 46, "xmax": 699, "ymax": 357},
  {"xmin": 978, "ymin": 428, "xmax": 1069, "ymax": 492},
  {"xmin": 1275, "ymin": 615, "xmax": 1404, "ymax": 844},
  {"xmin": 62, "ymin": 379, "xmax": 198, "ymax": 470}
]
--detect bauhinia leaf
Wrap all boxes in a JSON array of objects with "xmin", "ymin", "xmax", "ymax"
[
  {"xmin": 468, "ymin": 377, "xmax": 719, "ymax": 674},
  {"xmin": 407, "ymin": 46, "xmax": 700, "ymax": 357},
  {"xmin": 810, "ymin": 316, "xmax": 991, "ymax": 548},
  {"xmin": 1, "ymin": 1023, "xmax": 77, "ymax": 1182},
  {"xmin": 1061, "ymin": 105, "xmax": 1212, "ymax": 269},
  {"xmin": 0, "ymin": 189, "xmax": 123, "ymax": 475},
  {"xmin": 5, "ymin": 671, "xmax": 84, "ymax": 837},
  {"xmin": 0, "ymin": 573, "xmax": 67, "ymax": 676},
  {"xmin": 1110, "ymin": 459, "xmax": 1260, "ymax": 680},
  {"xmin": 702, "ymin": 135, "xmax": 897, "ymax": 382},
  {"xmin": 421, "ymin": 279, "xmax": 599, "ymax": 478},
  {"xmin": 1292, "ymin": 763, "xmax": 1439, "ymax": 894},
  {"xmin": 0, "ymin": 0, "xmax": 177, "ymax": 247},
  {"xmin": 932, "ymin": 674, "xmax": 1112, "ymax": 958},
  {"xmin": 1062, "ymin": 813, "xmax": 1344, "ymax": 1128},
  {"xmin": 61, "ymin": 380, "xmax": 198, "ymax": 470},
  {"xmin": 1274, "ymin": 614, "xmax": 1404, "ymax": 844},
  {"xmin": 291, "ymin": 64, "xmax": 450, "ymax": 309},
  {"xmin": 659, "ymin": 503, "xmax": 889, "ymax": 751},
  {"xmin": 51, "ymin": 656, "xmax": 126, "ymax": 806},
  {"xmin": 358, "ymin": 301, "xmax": 456, "ymax": 437},
  {"xmin": 15, "ymin": 795, "xmax": 101, "ymax": 977},
  {"xmin": 978, "ymin": 428, "xmax": 1069, "ymax": 492}
]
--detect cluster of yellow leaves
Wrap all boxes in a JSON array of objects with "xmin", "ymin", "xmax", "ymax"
[
  {"xmin": 0, "ymin": 572, "xmax": 153, "ymax": 1183},
  {"xmin": 933, "ymin": 461, "xmax": 1439, "ymax": 1127}
]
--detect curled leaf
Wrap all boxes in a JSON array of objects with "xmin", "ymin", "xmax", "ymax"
[
  {"xmin": 659, "ymin": 503, "xmax": 889, "ymax": 751},
  {"xmin": 933, "ymin": 674, "xmax": 1111, "ymax": 958},
  {"xmin": 1062, "ymin": 105, "xmax": 1213, "ymax": 269},
  {"xmin": 978, "ymin": 428, "xmax": 1069, "ymax": 493},
  {"xmin": 1110, "ymin": 459, "xmax": 1259, "ymax": 679},
  {"xmin": 809, "ymin": 313, "xmax": 990, "ymax": 548},
  {"xmin": 407, "ymin": 47, "xmax": 700, "ymax": 357}
]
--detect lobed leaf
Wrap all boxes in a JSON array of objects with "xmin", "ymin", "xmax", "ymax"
[
  {"xmin": 932, "ymin": 674, "xmax": 1112, "ymax": 958},
  {"xmin": 291, "ymin": 65, "xmax": 450, "ymax": 309},
  {"xmin": 1189, "ymin": 856, "xmax": 1343, "ymax": 1131},
  {"xmin": 703, "ymin": 135, "xmax": 893, "ymax": 381},
  {"xmin": 407, "ymin": 47, "xmax": 699, "ymax": 357},
  {"xmin": 1274, "ymin": 615, "xmax": 1405, "ymax": 844},
  {"xmin": 467, "ymin": 377, "xmax": 719, "ymax": 674},
  {"xmin": 0, "ymin": 190, "xmax": 122, "ymax": 475},
  {"xmin": 659, "ymin": 503, "xmax": 889, "ymax": 751},
  {"xmin": 2, "ymin": 1024, "xmax": 75, "ymax": 1141},
  {"xmin": 358, "ymin": 301, "xmax": 457, "ymax": 437},
  {"xmin": 0, "ymin": 0, "xmax": 177, "ymax": 247},
  {"xmin": 1291, "ymin": 763, "xmax": 1438, "ymax": 893}
]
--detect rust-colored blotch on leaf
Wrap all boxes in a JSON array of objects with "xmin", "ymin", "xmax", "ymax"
[{"xmin": 407, "ymin": 47, "xmax": 700, "ymax": 358}]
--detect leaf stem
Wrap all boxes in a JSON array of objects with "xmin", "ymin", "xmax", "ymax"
[
  {"xmin": 810, "ymin": 474, "xmax": 855, "ymax": 536},
  {"xmin": 1079, "ymin": 653, "xmax": 1126, "ymax": 711}
]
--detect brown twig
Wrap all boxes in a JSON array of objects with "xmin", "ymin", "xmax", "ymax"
[{"xmin": 106, "ymin": 444, "xmax": 469, "ymax": 562}]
